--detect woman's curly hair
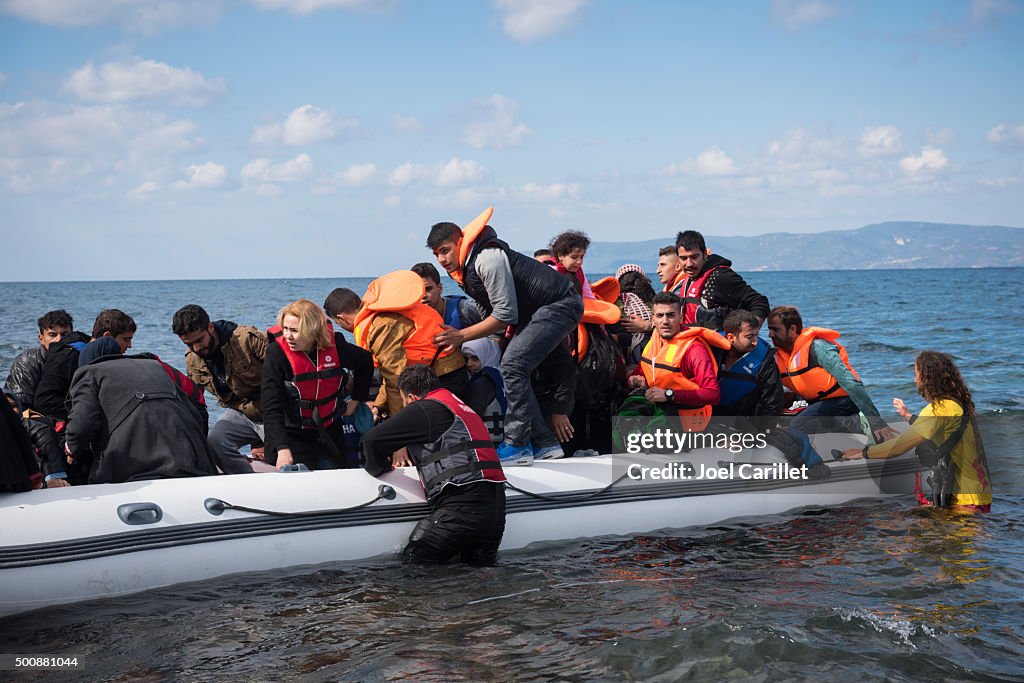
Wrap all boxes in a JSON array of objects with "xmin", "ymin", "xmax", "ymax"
[{"xmin": 916, "ymin": 350, "xmax": 975, "ymax": 416}]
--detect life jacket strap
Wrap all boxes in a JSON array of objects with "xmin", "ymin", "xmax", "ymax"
[
  {"xmin": 418, "ymin": 439, "xmax": 496, "ymax": 467},
  {"xmin": 423, "ymin": 460, "xmax": 502, "ymax": 491}
]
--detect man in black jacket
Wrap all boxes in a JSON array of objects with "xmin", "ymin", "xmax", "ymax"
[
  {"xmin": 4, "ymin": 309, "xmax": 74, "ymax": 410},
  {"xmin": 428, "ymin": 207, "xmax": 583, "ymax": 466},
  {"xmin": 34, "ymin": 309, "xmax": 135, "ymax": 420},
  {"xmin": 65, "ymin": 354, "xmax": 217, "ymax": 484},
  {"xmin": 676, "ymin": 230, "xmax": 770, "ymax": 330}
]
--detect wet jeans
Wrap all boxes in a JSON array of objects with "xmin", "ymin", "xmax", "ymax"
[{"xmin": 500, "ymin": 295, "xmax": 583, "ymax": 447}]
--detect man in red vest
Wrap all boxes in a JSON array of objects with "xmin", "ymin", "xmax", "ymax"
[
  {"xmin": 676, "ymin": 230, "xmax": 770, "ymax": 330},
  {"xmin": 361, "ymin": 365, "xmax": 507, "ymax": 565}
]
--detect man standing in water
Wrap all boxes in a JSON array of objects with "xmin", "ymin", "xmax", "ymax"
[{"xmin": 361, "ymin": 365, "xmax": 506, "ymax": 564}]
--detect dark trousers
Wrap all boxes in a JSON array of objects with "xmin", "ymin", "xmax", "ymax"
[
  {"xmin": 402, "ymin": 483, "xmax": 507, "ymax": 565},
  {"xmin": 788, "ymin": 396, "xmax": 861, "ymax": 434}
]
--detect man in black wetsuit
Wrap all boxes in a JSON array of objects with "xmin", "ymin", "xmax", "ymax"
[{"xmin": 361, "ymin": 365, "xmax": 507, "ymax": 565}]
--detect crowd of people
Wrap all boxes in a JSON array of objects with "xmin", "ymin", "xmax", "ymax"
[{"xmin": 1, "ymin": 207, "xmax": 993, "ymax": 563}]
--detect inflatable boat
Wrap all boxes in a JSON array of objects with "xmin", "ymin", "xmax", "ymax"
[{"xmin": 0, "ymin": 436, "xmax": 917, "ymax": 619}]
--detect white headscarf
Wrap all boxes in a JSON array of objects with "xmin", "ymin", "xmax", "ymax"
[{"xmin": 461, "ymin": 337, "xmax": 502, "ymax": 370}]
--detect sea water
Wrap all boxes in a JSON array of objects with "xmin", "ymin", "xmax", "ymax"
[{"xmin": 1, "ymin": 268, "xmax": 1022, "ymax": 681}]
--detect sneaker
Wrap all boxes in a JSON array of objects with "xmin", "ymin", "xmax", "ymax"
[
  {"xmin": 496, "ymin": 441, "xmax": 534, "ymax": 467},
  {"xmin": 534, "ymin": 443, "xmax": 565, "ymax": 460}
]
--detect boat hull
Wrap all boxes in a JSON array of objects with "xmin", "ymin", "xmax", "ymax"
[{"xmin": 0, "ymin": 448, "xmax": 917, "ymax": 619}]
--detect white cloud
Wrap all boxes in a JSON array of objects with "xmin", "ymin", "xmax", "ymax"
[
  {"xmin": 463, "ymin": 94, "xmax": 533, "ymax": 149},
  {"xmin": 0, "ymin": 0, "xmax": 221, "ymax": 31},
  {"xmin": 241, "ymin": 153, "xmax": 315, "ymax": 183},
  {"xmin": 494, "ymin": 0, "xmax": 587, "ymax": 42},
  {"xmin": 251, "ymin": 104, "xmax": 356, "ymax": 146},
  {"xmin": 987, "ymin": 122, "xmax": 1024, "ymax": 144},
  {"xmin": 771, "ymin": 0, "xmax": 839, "ymax": 29},
  {"xmin": 389, "ymin": 157, "xmax": 488, "ymax": 187},
  {"xmin": 0, "ymin": 101, "xmax": 202, "ymax": 191},
  {"xmin": 899, "ymin": 146, "xmax": 949, "ymax": 175},
  {"xmin": 767, "ymin": 128, "xmax": 843, "ymax": 161},
  {"xmin": 515, "ymin": 181, "xmax": 581, "ymax": 201},
  {"xmin": 978, "ymin": 176, "xmax": 1021, "ymax": 188},
  {"xmin": 249, "ymin": 0, "xmax": 389, "ymax": 14},
  {"xmin": 173, "ymin": 161, "xmax": 227, "ymax": 190},
  {"xmin": 62, "ymin": 57, "xmax": 225, "ymax": 106},
  {"xmin": 858, "ymin": 125, "xmax": 903, "ymax": 157},
  {"xmin": 314, "ymin": 162, "xmax": 378, "ymax": 193},
  {"xmin": 126, "ymin": 180, "xmax": 160, "ymax": 200},
  {"xmin": 392, "ymin": 114, "xmax": 423, "ymax": 134},
  {"xmin": 666, "ymin": 147, "xmax": 740, "ymax": 176}
]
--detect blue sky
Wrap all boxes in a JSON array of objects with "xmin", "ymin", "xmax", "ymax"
[{"xmin": 1, "ymin": 0, "xmax": 1022, "ymax": 280}]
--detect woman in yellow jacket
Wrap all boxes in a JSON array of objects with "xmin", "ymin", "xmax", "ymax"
[{"xmin": 842, "ymin": 351, "xmax": 992, "ymax": 512}]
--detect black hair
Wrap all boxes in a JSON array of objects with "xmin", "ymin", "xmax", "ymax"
[
  {"xmin": 549, "ymin": 230, "xmax": 591, "ymax": 258},
  {"xmin": 323, "ymin": 288, "xmax": 362, "ymax": 317},
  {"xmin": 533, "ymin": 248, "xmax": 553, "ymax": 258},
  {"xmin": 398, "ymin": 364, "xmax": 440, "ymax": 397},
  {"xmin": 618, "ymin": 271, "xmax": 656, "ymax": 304},
  {"xmin": 658, "ymin": 245, "xmax": 678, "ymax": 258},
  {"xmin": 651, "ymin": 292, "xmax": 682, "ymax": 309},
  {"xmin": 411, "ymin": 262, "xmax": 441, "ymax": 285},
  {"xmin": 675, "ymin": 230, "xmax": 707, "ymax": 254},
  {"xmin": 92, "ymin": 309, "xmax": 136, "ymax": 338},
  {"xmin": 723, "ymin": 309, "xmax": 759, "ymax": 335},
  {"xmin": 426, "ymin": 222, "xmax": 462, "ymax": 249},
  {"xmin": 171, "ymin": 304, "xmax": 210, "ymax": 336},
  {"xmin": 37, "ymin": 309, "xmax": 73, "ymax": 333},
  {"xmin": 768, "ymin": 306, "xmax": 803, "ymax": 333}
]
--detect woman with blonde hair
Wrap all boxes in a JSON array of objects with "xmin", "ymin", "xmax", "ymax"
[
  {"xmin": 261, "ymin": 298, "xmax": 374, "ymax": 470},
  {"xmin": 843, "ymin": 351, "xmax": 992, "ymax": 511}
]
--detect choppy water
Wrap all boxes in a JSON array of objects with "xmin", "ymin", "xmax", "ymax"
[{"xmin": 2, "ymin": 269, "xmax": 1023, "ymax": 681}]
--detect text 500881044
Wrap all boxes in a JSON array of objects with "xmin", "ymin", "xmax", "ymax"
[{"xmin": 1, "ymin": 655, "xmax": 83, "ymax": 670}]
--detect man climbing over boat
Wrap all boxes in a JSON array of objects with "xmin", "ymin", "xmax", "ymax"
[
  {"xmin": 172, "ymin": 304, "xmax": 268, "ymax": 474},
  {"xmin": 361, "ymin": 365, "xmax": 507, "ymax": 565},
  {"xmin": 676, "ymin": 230, "xmax": 770, "ymax": 330},
  {"xmin": 427, "ymin": 206, "xmax": 583, "ymax": 466},
  {"xmin": 767, "ymin": 306, "xmax": 897, "ymax": 442},
  {"xmin": 323, "ymin": 271, "xmax": 470, "ymax": 424},
  {"xmin": 410, "ymin": 262, "xmax": 485, "ymax": 331},
  {"xmin": 626, "ymin": 292, "xmax": 730, "ymax": 431}
]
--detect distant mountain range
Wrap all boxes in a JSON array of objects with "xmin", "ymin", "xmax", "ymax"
[{"xmin": 583, "ymin": 222, "xmax": 1024, "ymax": 272}]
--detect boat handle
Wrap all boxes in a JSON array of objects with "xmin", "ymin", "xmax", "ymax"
[{"xmin": 117, "ymin": 502, "xmax": 164, "ymax": 525}]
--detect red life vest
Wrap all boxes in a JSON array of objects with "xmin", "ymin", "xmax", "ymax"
[
  {"xmin": 640, "ymin": 327, "xmax": 730, "ymax": 431},
  {"xmin": 774, "ymin": 327, "xmax": 860, "ymax": 403},
  {"xmin": 664, "ymin": 270, "xmax": 686, "ymax": 296},
  {"xmin": 267, "ymin": 325, "xmax": 347, "ymax": 430},
  {"xmin": 681, "ymin": 265, "xmax": 726, "ymax": 326},
  {"xmin": 412, "ymin": 388, "xmax": 506, "ymax": 499}
]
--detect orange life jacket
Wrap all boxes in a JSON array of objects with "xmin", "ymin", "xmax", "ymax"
[
  {"xmin": 575, "ymin": 297, "xmax": 621, "ymax": 361},
  {"xmin": 353, "ymin": 270, "xmax": 457, "ymax": 368},
  {"xmin": 640, "ymin": 327, "xmax": 730, "ymax": 431},
  {"xmin": 774, "ymin": 327, "xmax": 860, "ymax": 403},
  {"xmin": 664, "ymin": 270, "xmax": 686, "ymax": 296},
  {"xmin": 450, "ymin": 206, "xmax": 494, "ymax": 285}
]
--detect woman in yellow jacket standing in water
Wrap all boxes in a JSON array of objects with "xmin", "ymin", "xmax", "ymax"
[{"xmin": 843, "ymin": 351, "xmax": 992, "ymax": 512}]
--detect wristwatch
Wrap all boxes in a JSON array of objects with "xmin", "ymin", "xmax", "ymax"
[{"xmin": 664, "ymin": 388, "xmax": 675, "ymax": 402}]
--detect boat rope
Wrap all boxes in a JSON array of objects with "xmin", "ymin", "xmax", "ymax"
[
  {"xmin": 204, "ymin": 484, "xmax": 396, "ymax": 517},
  {"xmin": 503, "ymin": 473, "xmax": 631, "ymax": 502}
]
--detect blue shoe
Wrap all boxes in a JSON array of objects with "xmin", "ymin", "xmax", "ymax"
[
  {"xmin": 533, "ymin": 443, "xmax": 565, "ymax": 460},
  {"xmin": 496, "ymin": 441, "xmax": 534, "ymax": 467}
]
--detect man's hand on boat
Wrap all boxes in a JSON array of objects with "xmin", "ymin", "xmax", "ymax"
[
  {"xmin": 276, "ymin": 448, "xmax": 294, "ymax": 470},
  {"xmin": 392, "ymin": 447, "xmax": 413, "ymax": 468},
  {"xmin": 873, "ymin": 426, "xmax": 899, "ymax": 442},
  {"xmin": 840, "ymin": 448, "xmax": 865, "ymax": 460}
]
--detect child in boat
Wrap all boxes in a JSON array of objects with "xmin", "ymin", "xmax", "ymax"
[
  {"xmin": 462, "ymin": 338, "xmax": 506, "ymax": 445},
  {"xmin": 550, "ymin": 230, "xmax": 596, "ymax": 300}
]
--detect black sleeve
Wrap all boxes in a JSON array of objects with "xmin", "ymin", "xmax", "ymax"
[
  {"xmin": 717, "ymin": 269, "xmax": 770, "ymax": 322},
  {"xmin": 361, "ymin": 400, "xmax": 455, "ymax": 477},
  {"xmin": 755, "ymin": 351, "xmax": 786, "ymax": 417},
  {"xmin": 4, "ymin": 349, "xmax": 41, "ymax": 409},
  {"xmin": 34, "ymin": 349, "xmax": 77, "ymax": 420},
  {"xmin": 65, "ymin": 372, "xmax": 101, "ymax": 456},
  {"xmin": 335, "ymin": 333, "xmax": 374, "ymax": 402},
  {"xmin": 534, "ymin": 342, "xmax": 576, "ymax": 415},
  {"xmin": 260, "ymin": 343, "xmax": 293, "ymax": 457}
]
